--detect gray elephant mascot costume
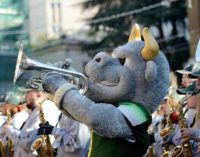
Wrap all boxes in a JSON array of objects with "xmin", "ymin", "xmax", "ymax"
[{"xmin": 40, "ymin": 24, "xmax": 169, "ymax": 157}]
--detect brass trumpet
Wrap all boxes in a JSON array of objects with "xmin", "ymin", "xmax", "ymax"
[{"xmin": 14, "ymin": 43, "xmax": 88, "ymax": 94}]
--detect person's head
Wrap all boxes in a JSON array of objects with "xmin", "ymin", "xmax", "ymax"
[
  {"xmin": 0, "ymin": 103, "xmax": 11, "ymax": 115},
  {"xmin": 10, "ymin": 106, "xmax": 20, "ymax": 116},
  {"xmin": 177, "ymin": 81, "xmax": 198, "ymax": 109},
  {"xmin": 0, "ymin": 92, "xmax": 26, "ymax": 115},
  {"xmin": 25, "ymin": 90, "xmax": 45, "ymax": 110},
  {"xmin": 156, "ymin": 98, "xmax": 169, "ymax": 116},
  {"xmin": 176, "ymin": 64, "xmax": 193, "ymax": 88},
  {"xmin": 15, "ymin": 70, "xmax": 45, "ymax": 110},
  {"xmin": 181, "ymin": 74, "xmax": 192, "ymax": 88},
  {"xmin": 10, "ymin": 104, "xmax": 25, "ymax": 116}
]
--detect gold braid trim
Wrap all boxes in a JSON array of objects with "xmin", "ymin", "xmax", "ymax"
[{"xmin": 53, "ymin": 83, "xmax": 78, "ymax": 108}]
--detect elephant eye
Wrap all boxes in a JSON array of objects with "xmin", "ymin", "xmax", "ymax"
[{"xmin": 118, "ymin": 58, "xmax": 126, "ymax": 65}]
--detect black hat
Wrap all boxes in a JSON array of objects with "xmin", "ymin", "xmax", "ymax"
[
  {"xmin": 177, "ymin": 81, "xmax": 197, "ymax": 95},
  {"xmin": 176, "ymin": 64, "xmax": 193, "ymax": 75},
  {"xmin": 189, "ymin": 69, "xmax": 200, "ymax": 78},
  {"xmin": 188, "ymin": 62, "xmax": 200, "ymax": 78}
]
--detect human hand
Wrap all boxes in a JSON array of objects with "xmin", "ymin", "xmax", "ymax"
[
  {"xmin": 37, "ymin": 121, "xmax": 54, "ymax": 135},
  {"xmin": 52, "ymin": 58, "xmax": 72, "ymax": 69},
  {"xmin": 180, "ymin": 128, "xmax": 194, "ymax": 143}
]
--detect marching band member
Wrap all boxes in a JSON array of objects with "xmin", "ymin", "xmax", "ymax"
[
  {"xmin": 37, "ymin": 59, "xmax": 90, "ymax": 157},
  {"xmin": 38, "ymin": 112, "xmax": 90, "ymax": 157},
  {"xmin": 176, "ymin": 63, "xmax": 199, "ymax": 127},
  {"xmin": 176, "ymin": 64, "xmax": 194, "ymax": 88},
  {"xmin": 174, "ymin": 81, "xmax": 200, "ymax": 156},
  {"xmin": 0, "ymin": 92, "xmax": 29, "ymax": 157},
  {"xmin": 10, "ymin": 103, "xmax": 29, "ymax": 130},
  {"xmin": 1, "ymin": 72, "xmax": 60, "ymax": 157},
  {"xmin": 186, "ymin": 68, "xmax": 200, "ymax": 154},
  {"xmin": 149, "ymin": 98, "xmax": 170, "ymax": 156}
]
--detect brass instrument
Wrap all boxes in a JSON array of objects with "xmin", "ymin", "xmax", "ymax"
[
  {"xmin": 169, "ymin": 94, "xmax": 193, "ymax": 157},
  {"xmin": 160, "ymin": 94, "xmax": 179, "ymax": 138},
  {"xmin": 170, "ymin": 145, "xmax": 183, "ymax": 157},
  {"xmin": 161, "ymin": 149, "xmax": 170, "ymax": 157},
  {"xmin": 159, "ymin": 88, "xmax": 200, "ymax": 157},
  {"xmin": 160, "ymin": 117, "xmax": 174, "ymax": 138},
  {"xmin": 146, "ymin": 145, "xmax": 154, "ymax": 157},
  {"xmin": 5, "ymin": 110, "xmax": 14, "ymax": 157},
  {"xmin": 146, "ymin": 125, "xmax": 155, "ymax": 157},
  {"xmin": 161, "ymin": 146, "xmax": 183, "ymax": 157},
  {"xmin": 160, "ymin": 91, "xmax": 190, "ymax": 157},
  {"xmin": 0, "ymin": 139, "xmax": 5, "ymax": 157},
  {"xmin": 13, "ymin": 43, "xmax": 88, "ymax": 94},
  {"xmin": 31, "ymin": 100, "xmax": 54, "ymax": 157},
  {"xmin": 160, "ymin": 116, "xmax": 175, "ymax": 157}
]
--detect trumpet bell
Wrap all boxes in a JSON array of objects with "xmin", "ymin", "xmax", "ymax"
[
  {"xmin": 13, "ymin": 43, "xmax": 88, "ymax": 94},
  {"xmin": 14, "ymin": 43, "xmax": 25, "ymax": 84}
]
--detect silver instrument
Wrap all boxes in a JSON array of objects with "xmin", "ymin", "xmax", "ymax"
[{"xmin": 13, "ymin": 43, "xmax": 88, "ymax": 94}]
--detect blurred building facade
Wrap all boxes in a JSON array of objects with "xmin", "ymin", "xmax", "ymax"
[
  {"xmin": 28, "ymin": 0, "xmax": 97, "ymax": 74},
  {"xmin": 31, "ymin": 37, "xmax": 90, "ymax": 73},
  {"xmin": 0, "ymin": 0, "xmax": 96, "ymax": 94},
  {"xmin": 29, "ymin": 0, "xmax": 97, "ymax": 46},
  {"xmin": 0, "ymin": 0, "xmax": 199, "ymax": 95},
  {"xmin": 0, "ymin": 0, "xmax": 28, "ymax": 95}
]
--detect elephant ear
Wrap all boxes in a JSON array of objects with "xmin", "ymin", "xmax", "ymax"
[{"xmin": 145, "ymin": 61, "xmax": 157, "ymax": 82}]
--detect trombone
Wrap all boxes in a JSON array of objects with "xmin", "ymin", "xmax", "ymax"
[{"xmin": 13, "ymin": 43, "xmax": 88, "ymax": 94}]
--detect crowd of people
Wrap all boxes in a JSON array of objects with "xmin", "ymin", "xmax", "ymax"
[
  {"xmin": 0, "ymin": 60, "xmax": 90, "ymax": 157},
  {"xmin": 146, "ymin": 62, "xmax": 200, "ymax": 156},
  {"xmin": 0, "ymin": 23, "xmax": 199, "ymax": 157},
  {"xmin": 3, "ymin": 60, "xmax": 200, "ymax": 157}
]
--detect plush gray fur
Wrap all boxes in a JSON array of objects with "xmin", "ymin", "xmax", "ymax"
[
  {"xmin": 62, "ymin": 90, "xmax": 134, "ymax": 139},
  {"xmin": 42, "ymin": 33, "xmax": 169, "ymax": 139},
  {"xmin": 86, "ymin": 40, "xmax": 169, "ymax": 112},
  {"xmin": 85, "ymin": 51, "xmax": 136, "ymax": 103}
]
